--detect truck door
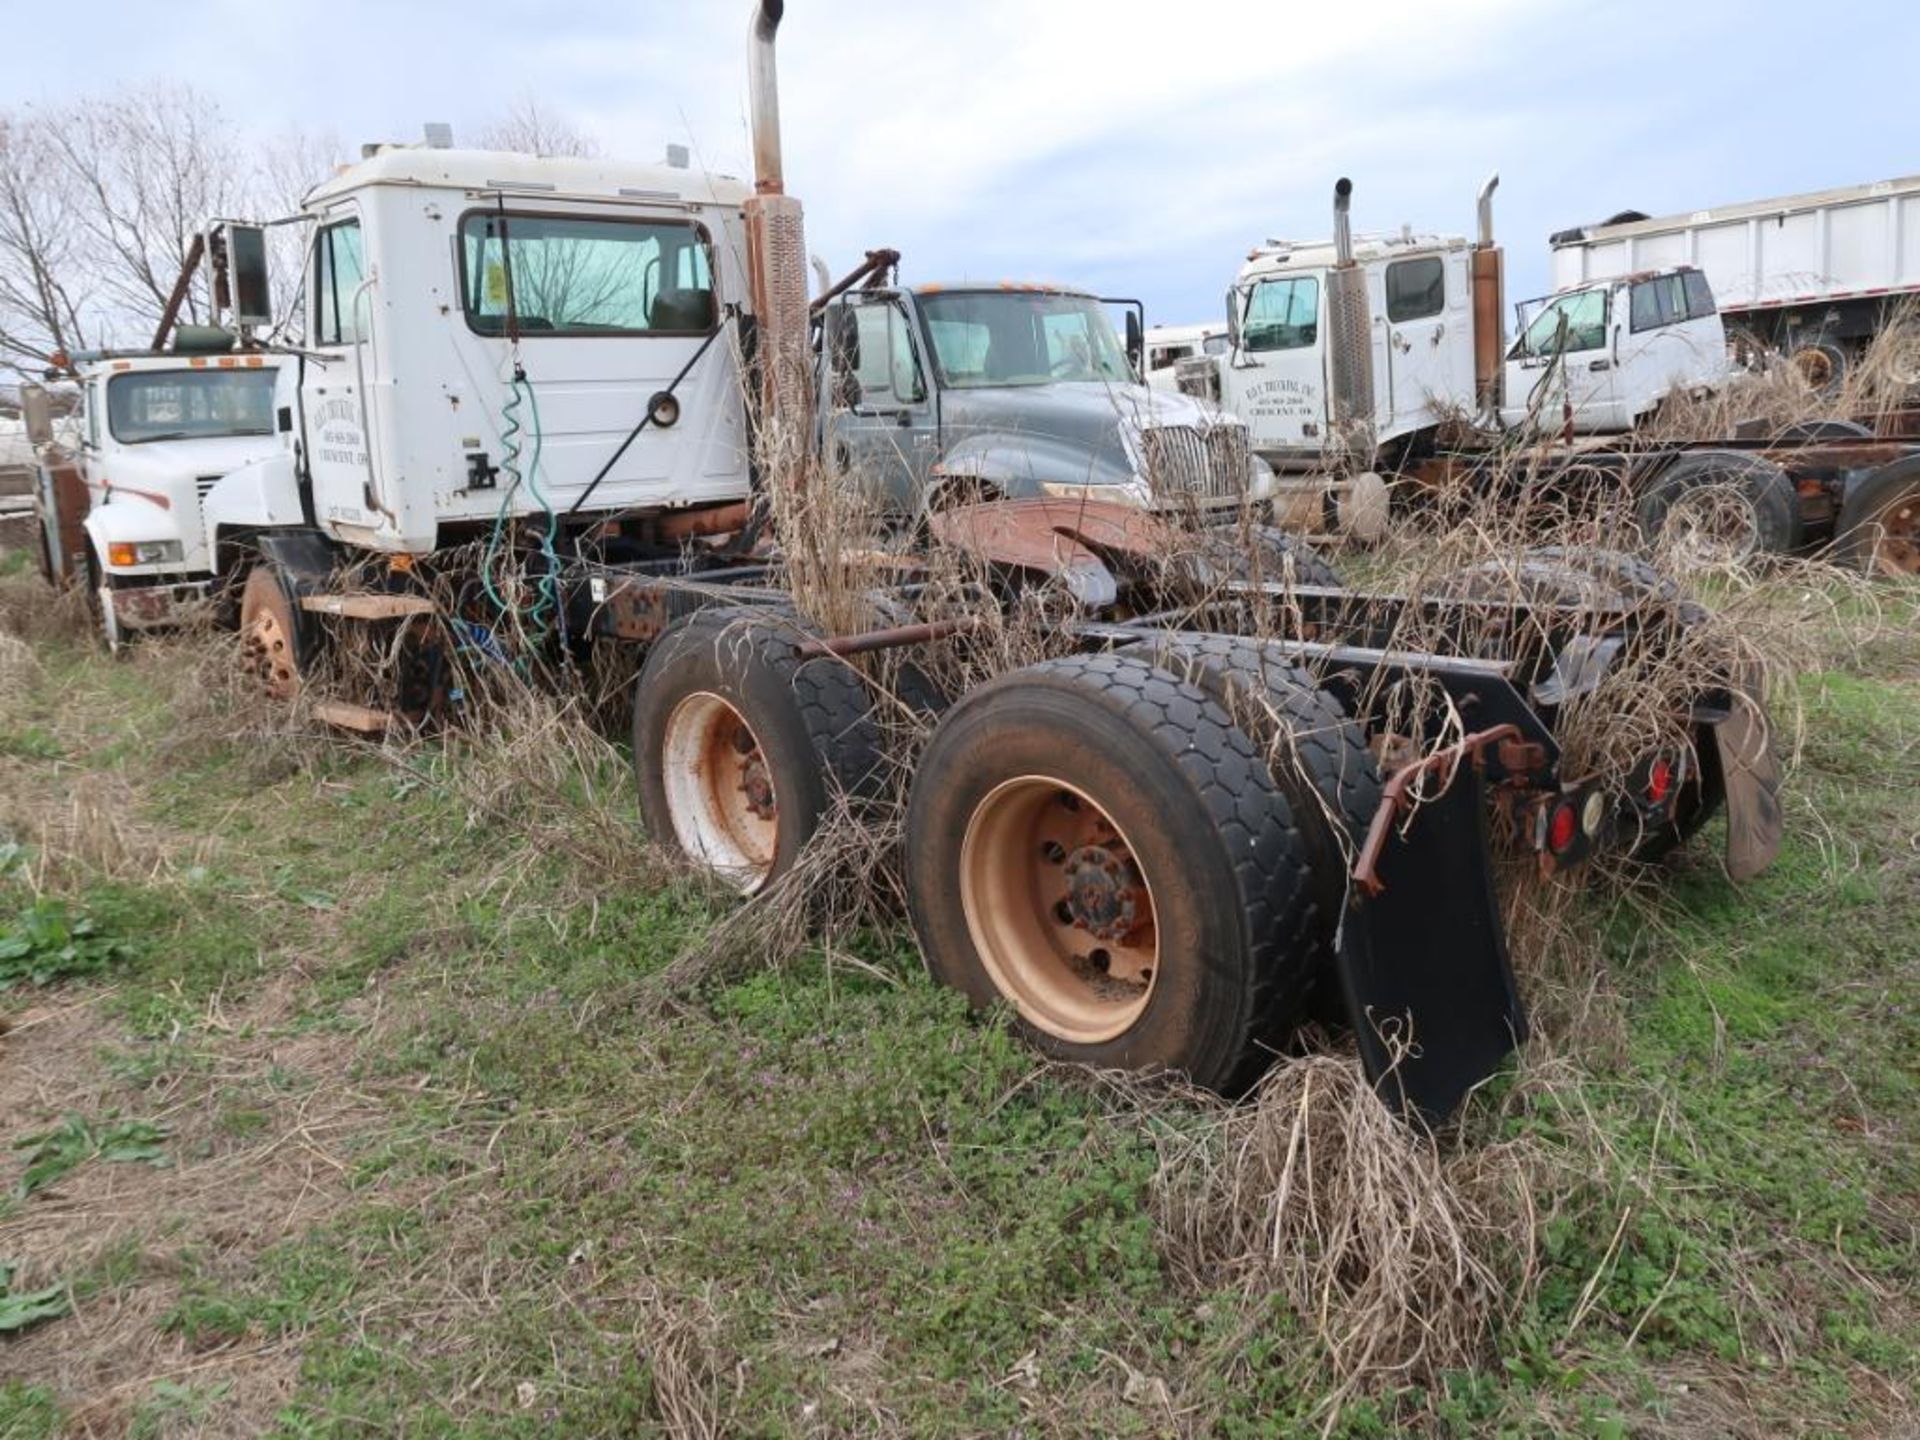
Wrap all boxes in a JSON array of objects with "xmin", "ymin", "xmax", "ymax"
[
  {"xmin": 1502, "ymin": 286, "xmax": 1616, "ymax": 432},
  {"xmin": 1380, "ymin": 254, "xmax": 1458, "ymax": 437},
  {"xmin": 821, "ymin": 292, "xmax": 936, "ymax": 511},
  {"xmin": 1618, "ymin": 272, "xmax": 1723, "ymax": 425},
  {"xmin": 1228, "ymin": 274, "xmax": 1327, "ymax": 459},
  {"xmin": 300, "ymin": 212, "xmax": 387, "ymax": 535}
]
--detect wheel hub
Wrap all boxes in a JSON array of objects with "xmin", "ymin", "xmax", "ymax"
[
  {"xmin": 1061, "ymin": 844, "xmax": 1147, "ymax": 942},
  {"xmin": 733, "ymin": 725, "xmax": 776, "ymax": 820}
]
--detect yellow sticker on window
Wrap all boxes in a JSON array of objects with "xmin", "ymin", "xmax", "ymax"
[{"xmin": 483, "ymin": 261, "xmax": 508, "ymax": 307}]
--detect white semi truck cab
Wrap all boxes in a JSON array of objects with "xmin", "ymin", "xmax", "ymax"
[{"xmin": 1181, "ymin": 178, "xmax": 1729, "ymax": 471}]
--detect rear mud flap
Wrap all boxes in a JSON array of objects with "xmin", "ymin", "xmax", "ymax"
[
  {"xmin": 1714, "ymin": 693, "xmax": 1783, "ymax": 882},
  {"xmin": 1335, "ymin": 763, "xmax": 1526, "ymax": 1125}
]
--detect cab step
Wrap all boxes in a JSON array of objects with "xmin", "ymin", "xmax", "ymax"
[
  {"xmin": 298, "ymin": 593, "xmax": 437, "ymax": 620},
  {"xmin": 312, "ymin": 700, "xmax": 397, "ymax": 734}
]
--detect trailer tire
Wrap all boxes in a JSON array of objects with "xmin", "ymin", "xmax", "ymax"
[
  {"xmin": 1835, "ymin": 454, "xmax": 1920, "ymax": 577},
  {"xmin": 632, "ymin": 606, "xmax": 886, "ymax": 894},
  {"xmin": 1635, "ymin": 450, "xmax": 1798, "ymax": 560},
  {"xmin": 904, "ymin": 652, "xmax": 1313, "ymax": 1092}
]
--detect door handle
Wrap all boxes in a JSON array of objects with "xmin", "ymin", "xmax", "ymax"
[{"xmin": 1588, "ymin": 359, "xmax": 1612, "ymax": 372}]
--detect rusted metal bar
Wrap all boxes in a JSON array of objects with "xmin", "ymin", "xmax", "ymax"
[
  {"xmin": 150, "ymin": 231, "xmax": 207, "ymax": 352},
  {"xmin": 654, "ymin": 501, "xmax": 753, "ymax": 540},
  {"xmin": 1352, "ymin": 724, "xmax": 1522, "ymax": 897},
  {"xmin": 808, "ymin": 248, "xmax": 902, "ymax": 314},
  {"xmin": 795, "ymin": 618, "xmax": 981, "ymax": 659}
]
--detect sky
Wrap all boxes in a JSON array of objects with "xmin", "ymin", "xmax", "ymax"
[{"xmin": 4, "ymin": 0, "xmax": 1916, "ymax": 330}]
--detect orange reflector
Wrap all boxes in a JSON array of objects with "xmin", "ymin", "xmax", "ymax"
[
  {"xmin": 190, "ymin": 357, "xmax": 207, "ymax": 368},
  {"xmin": 108, "ymin": 542, "xmax": 138, "ymax": 567},
  {"xmin": 217, "ymin": 357, "xmax": 236, "ymax": 367},
  {"xmin": 245, "ymin": 356, "xmax": 264, "ymax": 367}
]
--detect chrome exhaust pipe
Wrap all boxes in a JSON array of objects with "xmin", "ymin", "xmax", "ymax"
[
  {"xmin": 1476, "ymin": 172, "xmax": 1500, "ymax": 248},
  {"xmin": 748, "ymin": 0, "xmax": 786, "ymax": 195},
  {"xmin": 1333, "ymin": 177, "xmax": 1354, "ymax": 266}
]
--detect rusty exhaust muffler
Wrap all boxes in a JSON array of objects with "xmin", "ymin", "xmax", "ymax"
[
  {"xmin": 744, "ymin": 0, "xmax": 812, "ymax": 466},
  {"xmin": 1471, "ymin": 173, "xmax": 1504, "ymax": 415},
  {"xmin": 1325, "ymin": 177, "xmax": 1373, "ymax": 451},
  {"xmin": 1332, "ymin": 176, "xmax": 1355, "ymax": 267}
]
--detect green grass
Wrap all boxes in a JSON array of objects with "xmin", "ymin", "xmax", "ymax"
[{"xmin": 0, "ymin": 577, "xmax": 1914, "ymax": 1437}]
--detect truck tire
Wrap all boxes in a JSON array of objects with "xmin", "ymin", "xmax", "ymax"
[
  {"xmin": 632, "ymin": 606, "xmax": 886, "ymax": 894},
  {"xmin": 1835, "ymin": 454, "xmax": 1920, "ymax": 577},
  {"xmin": 1201, "ymin": 525, "xmax": 1344, "ymax": 588},
  {"xmin": 1152, "ymin": 636, "xmax": 1379, "ymax": 938},
  {"xmin": 1635, "ymin": 450, "xmax": 1799, "ymax": 560},
  {"xmin": 1520, "ymin": 546, "xmax": 1713, "ymax": 626},
  {"xmin": 904, "ymin": 652, "xmax": 1313, "ymax": 1092},
  {"xmin": 239, "ymin": 563, "xmax": 311, "ymax": 699},
  {"xmin": 1774, "ymin": 419, "xmax": 1873, "ymax": 445}
]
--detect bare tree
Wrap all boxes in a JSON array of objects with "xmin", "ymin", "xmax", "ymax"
[
  {"xmin": 477, "ymin": 95, "xmax": 602, "ymax": 158},
  {"xmin": 50, "ymin": 84, "xmax": 251, "ymax": 338},
  {"xmin": 0, "ymin": 110, "xmax": 97, "ymax": 374}
]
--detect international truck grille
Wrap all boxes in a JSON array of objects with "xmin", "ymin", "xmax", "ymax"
[{"xmin": 1140, "ymin": 423, "xmax": 1252, "ymax": 500}]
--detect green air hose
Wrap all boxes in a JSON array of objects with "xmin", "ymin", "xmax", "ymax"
[{"xmin": 481, "ymin": 369, "xmax": 561, "ymax": 644}]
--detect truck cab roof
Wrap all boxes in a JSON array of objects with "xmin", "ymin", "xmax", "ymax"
[
  {"xmin": 909, "ymin": 281, "xmax": 1098, "ymax": 300},
  {"xmin": 302, "ymin": 146, "xmax": 753, "ymax": 211},
  {"xmin": 1237, "ymin": 231, "xmax": 1468, "ymax": 282}
]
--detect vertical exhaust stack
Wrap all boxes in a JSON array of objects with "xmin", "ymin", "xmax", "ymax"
[
  {"xmin": 1471, "ymin": 173, "xmax": 1505, "ymax": 417},
  {"xmin": 745, "ymin": 0, "xmax": 813, "ymax": 468},
  {"xmin": 1324, "ymin": 177, "xmax": 1375, "ymax": 462}
]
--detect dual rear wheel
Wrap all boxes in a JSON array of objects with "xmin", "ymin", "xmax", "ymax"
[{"xmin": 632, "ymin": 624, "xmax": 1377, "ymax": 1091}]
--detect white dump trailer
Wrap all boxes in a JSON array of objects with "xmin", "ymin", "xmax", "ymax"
[{"xmin": 1550, "ymin": 175, "xmax": 1920, "ymax": 390}]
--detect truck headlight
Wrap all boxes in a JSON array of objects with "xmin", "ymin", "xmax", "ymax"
[
  {"xmin": 1038, "ymin": 478, "xmax": 1152, "ymax": 506},
  {"xmin": 107, "ymin": 540, "xmax": 184, "ymax": 567}
]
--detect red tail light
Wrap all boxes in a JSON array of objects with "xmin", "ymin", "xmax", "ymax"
[
  {"xmin": 1547, "ymin": 802, "xmax": 1578, "ymax": 855},
  {"xmin": 1647, "ymin": 757, "xmax": 1674, "ymax": 804}
]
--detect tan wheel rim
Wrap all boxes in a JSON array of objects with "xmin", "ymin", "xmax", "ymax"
[
  {"xmin": 241, "ymin": 580, "xmax": 301, "ymax": 701},
  {"xmin": 1662, "ymin": 485, "xmax": 1760, "ymax": 566},
  {"xmin": 1868, "ymin": 496, "xmax": 1920, "ymax": 577},
  {"xmin": 958, "ymin": 776, "xmax": 1160, "ymax": 1045},
  {"xmin": 1790, "ymin": 346, "xmax": 1835, "ymax": 390},
  {"xmin": 662, "ymin": 692, "xmax": 779, "ymax": 893}
]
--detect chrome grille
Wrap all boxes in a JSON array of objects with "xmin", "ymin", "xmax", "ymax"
[{"xmin": 1139, "ymin": 422, "xmax": 1253, "ymax": 500}]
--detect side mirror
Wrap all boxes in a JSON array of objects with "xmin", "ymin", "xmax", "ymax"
[
  {"xmin": 1124, "ymin": 309, "xmax": 1143, "ymax": 373},
  {"xmin": 227, "ymin": 224, "xmax": 273, "ymax": 330},
  {"xmin": 825, "ymin": 305, "xmax": 860, "ymax": 374},
  {"xmin": 1225, "ymin": 287, "xmax": 1242, "ymax": 349}
]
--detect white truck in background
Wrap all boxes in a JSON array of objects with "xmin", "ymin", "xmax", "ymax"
[
  {"xmin": 1180, "ymin": 177, "xmax": 1729, "ymax": 470},
  {"xmin": 1144, "ymin": 323, "xmax": 1227, "ymax": 392},
  {"xmin": 1176, "ymin": 178, "xmax": 1920, "ymax": 567},
  {"xmin": 1550, "ymin": 175, "xmax": 1920, "ymax": 392},
  {"xmin": 65, "ymin": 347, "xmax": 285, "ymax": 644}
]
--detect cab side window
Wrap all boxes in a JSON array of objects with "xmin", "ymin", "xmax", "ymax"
[
  {"xmin": 1682, "ymin": 270, "xmax": 1716, "ymax": 320},
  {"xmin": 1385, "ymin": 257, "xmax": 1445, "ymax": 323},
  {"xmin": 850, "ymin": 302, "xmax": 924, "ymax": 405},
  {"xmin": 1629, "ymin": 274, "xmax": 1690, "ymax": 334},
  {"xmin": 313, "ymin": 220, "xmax": 366, "ymax": 346}
]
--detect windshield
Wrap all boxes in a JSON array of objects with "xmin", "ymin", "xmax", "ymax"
[
  {"xmin": 918, "ymin": 291, "xmax": 1132, "ymax": 388},
  {"xmin": 1511, "ymin": 287, "xmax": 1610, "ymax": 359},
  {"xmin": 106, "ymin": 368, "xmax": 277, "ymax": 444}
]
